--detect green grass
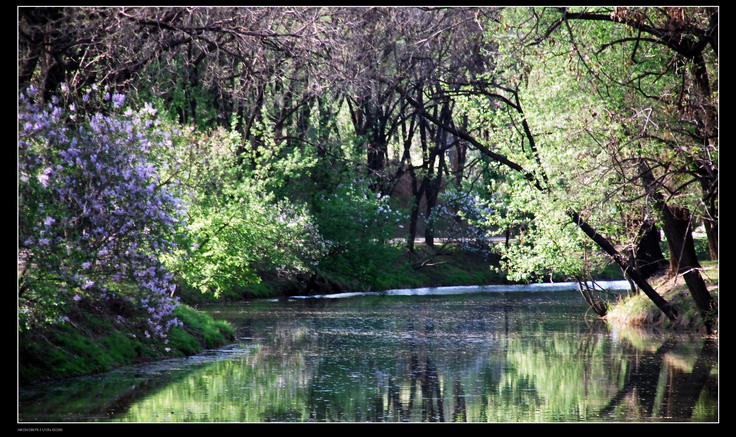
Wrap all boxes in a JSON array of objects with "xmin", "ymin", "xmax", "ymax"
[
  {"xmin": 174, "ymin": 242, "xmax": 505, "ymax": 303},
  {"xmin": 19, "ymin": 301, "xmax": 235, "ymax": 386},
  {"xmin": 171, "ymin": 304, "xmax": 236, "ymax": 349},
  {"xmin": 605, "ymin": 259, "xmax": 718, "ymax": 332}
]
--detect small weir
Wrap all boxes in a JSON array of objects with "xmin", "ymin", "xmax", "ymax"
[{"xmin": 287, "ymin": 280, "xmax": 633, "ymax": 299}]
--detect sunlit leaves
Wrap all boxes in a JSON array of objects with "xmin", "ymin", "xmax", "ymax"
[
  {"xmin": 314, "ymin": 179, "xmax": 405, "ymax": 288},
  {"xmin": 159, "ymin": 124, "xmax": 326, "ymax": 297}
]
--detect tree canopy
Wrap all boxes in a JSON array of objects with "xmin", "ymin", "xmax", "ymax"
[{"xmin": 18, "ymin": 6, "xmax": 718, "ymax": 336}]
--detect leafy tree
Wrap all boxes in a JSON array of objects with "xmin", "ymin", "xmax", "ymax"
[
  {"xmin": 17, "ymin": 6, "xmax": 716, "ymax": 332},
  {"xmin": 524, "ymin": 6, "xmax": 718, "ymax": 330},
  {"xmin": 313, "ymin": 178, "xmax": 405, "ymax": 290},
  {"xmin": 157, "ymin": 118, "xmax": 326, "ymax": 297},
  {"xmin": 393, "ymin": 9, "xmax": 683, "ymax": 324}
]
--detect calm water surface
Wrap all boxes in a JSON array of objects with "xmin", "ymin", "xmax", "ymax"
[{"xmin": 18, "ymin": 290, "xmax": 718, "ymax": 423}]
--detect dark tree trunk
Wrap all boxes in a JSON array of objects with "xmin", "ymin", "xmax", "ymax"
[
  {"xmin": 347, "ymin": 96, "xmax": 389, "ymax": 190},
  {"xmin": 662, "ymin": 204, "xmax": 715, "ymax": 333},
  {"xmin": 396, "ymin": 83, "xmax": 681, "ymax": 324},
  {"xmin": 639, "ymin": 161, "xmax": 716, "ymax": 334},
  {"xmin": 704, "ymin": 219, "xmax": 718, "ymax": 260},
  {"xmin": 634, "ymin": 220, "xmax": 668, "ymax": 279},
  {"xmin": 569, "ymin": 210, "xmax": 678, "ymax": 322},
  {"xmin": 19, "ymin": 8, "xmax": 67, "ymax": 99},
  {"xmin": 367, "ymin": 130, "xmax": 388, "ymax": 176},
  {"xmin": 699, "ymin": 177, "xmax": 718, "ymax": 260},
  {"xmin": 663, "ymin": 205, "xmax": 700, "ymax": 275},
  {"xmin": 424, "ymin": 176, "xmax": 439, "ymax": 248},
  {"xmin": 407, "ymin": 175, "xmax": 426, "ymax": 253},
  {"xmin": 396, "ymin": 113, "xmax": 421, "ymax": 253}
]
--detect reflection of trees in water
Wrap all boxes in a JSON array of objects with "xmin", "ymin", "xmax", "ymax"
[
  {"xmin": 230, "ymin": 305, "xmax": 716, "ymax": 422},
  {"xmin": 600, "ymin": 338, "xmax": 675, "ymax": 418},
  {"xmin": 662, "ymin": 338, "xmax": 717, "ymax": 420},
  {"xmin": 358, "ymin": 354, "xmax": 467, "ymax": 423},
  {"xmin": 20, "ymin": 300, "xmax": 717, "ymax": 422},
  {"xmin": 367, "ymin": 319, "xmax": 475, "ymax": 422},
  {"xmin": 366, "ymin": 322, "xmax": 717, "ymax": 422},
  {"xmin": 599, "ymin": 337, "xmax": 717, "ymax": 421}
]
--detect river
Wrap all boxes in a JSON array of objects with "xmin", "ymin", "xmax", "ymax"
[{"xmin": 18, "ymin": 283, "xmax": 718, "ymax": 423}]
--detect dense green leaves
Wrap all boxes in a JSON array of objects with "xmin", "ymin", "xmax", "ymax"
[
  {"xmin": 313, "ymin": 179, "xmax": 405, "ymax": 288},
  {"xmin": 157, "ymin": 123, "xmax": 326, "ymax": 297}
]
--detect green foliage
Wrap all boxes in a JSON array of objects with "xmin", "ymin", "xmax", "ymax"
[
  {"xmin": 313, "ymin": 179, "xmax": 406, "ymax": 289},
  {"xmin": 19, "ymin": 8, "xmax": 717, "ymax": 347},
  {"xmin": 159, "ymin": 124, "xmax": 325, "ymax": 297},
  {"xmin": 458, "ymin": 7, "xmax": 717, "ymax": 284},
  {"xmin": 485, "ymin": 180, "xmax": 610, "ymax": 282},
  {"xmin": 171, "ymin": 304, "xmax": 235, "ymax": 349},
  {"xmin": 19, "ymin": 303, "xmax": 234, "ymax": 385},
  {"xmin": 18, "ymin": 86, "xmax": 184, "ymax": 338}
]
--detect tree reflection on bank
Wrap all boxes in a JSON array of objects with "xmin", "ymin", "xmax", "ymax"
[{"xmin": 19, "ymin": 293, "xmax": 717, "ymax": 422}]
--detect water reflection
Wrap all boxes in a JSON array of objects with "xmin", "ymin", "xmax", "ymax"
[
  {"xmin": 598, "ymin": 335, "xmax": 718, "ymax": 421},
  {"xmin": 18, "ymin": 292, "xmax": 717, "ymax": 422}
]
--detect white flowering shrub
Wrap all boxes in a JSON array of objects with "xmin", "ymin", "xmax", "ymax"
[{"xmin": 426, "ymin": 188, "xmax": 496, "ymax": 255}]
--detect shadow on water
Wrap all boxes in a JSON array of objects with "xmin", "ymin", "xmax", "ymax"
[
  {"xmin": 19, "ymin": 291, "xmax": 717, "ymax": 423},
  {"xmin": 18, "ymin": 346, "xmax": 255, "ymax": 422}
]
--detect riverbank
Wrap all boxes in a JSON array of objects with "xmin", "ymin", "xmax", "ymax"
[
  {"xmin": 14, "ymin": 243, "xmax": 516, "ymax": 386},
  {"xmin": 18, "ymin": 300, "xmax": 235, "ymax": 386},
  {"xmin": 177, "ymin": 242, "xmax": 624, "ymax": 304},
  {"xmin": 19, "ymin": 243, "xmax": 715, "ymax": 386},
  {"xmin": 605, "ymin": 260, "xmax": 719, "ymax": 334}
]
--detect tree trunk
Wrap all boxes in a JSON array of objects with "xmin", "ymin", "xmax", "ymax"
[
  {"xmin": 661, "ymin": 204, "xmax": 715, "ymax": 333},
  {"xmin": 568, "ymin": 210, "xmax": 678, "ymax": 322},
  {"xmin": 634, "ymin": 220, "xmax": 668, "ymax": 279},
  {"xmin": 699, "ymin": 178, "xmax": 718, "ymax": 260},
  {"xmin": 639, "ymin": 161, "xmax": 716, "ymax": 334},
  {"xmin": 663, "ymin": 205, "xmax": 700, "ymax": 274},
  {"xmin": 407, "ymin": 175, "xmax": 426, "ymax": 253},
  {"xmin": 703, "ymin": 219, "xmax": 718, "ymax": 260},
  {"xmin": 396, "ymin": 83, "xmax": 680, "ymax": 324},
  {"xmin": 407, "ymin": 199, "xmax": 420, "ymax": 253},
  {"xmin": 424, "ymin": 176, "xmax": 438, "ymax": 248}
]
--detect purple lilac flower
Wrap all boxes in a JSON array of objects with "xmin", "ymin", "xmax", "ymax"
[
  {"xmin": 37, "ymin": 168, "xmax": 53, "ymax": 187},
  {"xmin": 112, "ymin": 93, "xmax": 125, "ymax": 109},
  {"xmin": 19, "ymin": 87, "xmax": 184, "ymax": 339}
]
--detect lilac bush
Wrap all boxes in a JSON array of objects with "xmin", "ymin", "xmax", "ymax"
[{"xmin": 18, "ymin": 85, "xmax": 184, "ymax": 339}]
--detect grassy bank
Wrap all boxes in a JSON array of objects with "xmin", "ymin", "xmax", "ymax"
[
  {"xmin": 605, "ymin": 260, "xmax": 719, "ymax": 333},
  {"xmin": 177, "ymin": 241, "xmax": 629, "ymax": 305},
  {"xmin": 19, "ymin": 300, "xmax": 235, "ymax": 386},
  {"xmin": 18, "ymin": 243, "xmax": 501, "ymax": 386}
]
